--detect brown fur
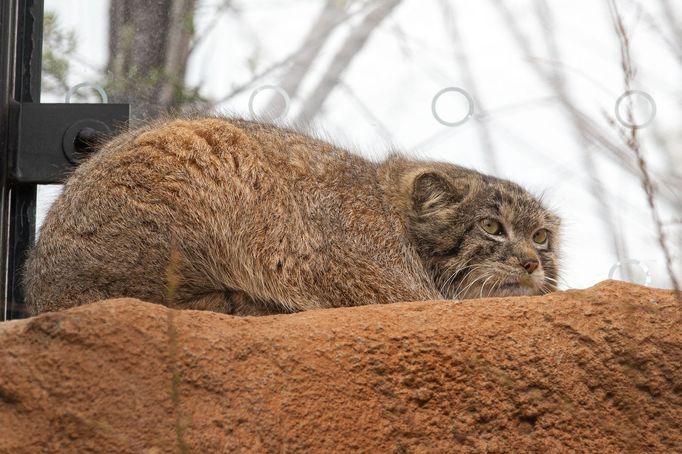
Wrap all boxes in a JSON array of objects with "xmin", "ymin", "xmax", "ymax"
[{"xmin": 23, "ymin": 117, "xmax": 560, "ymax": 315}]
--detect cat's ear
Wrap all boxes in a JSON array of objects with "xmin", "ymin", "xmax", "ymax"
[{"xmin": 411, "ymin": 171, "xmax": 469, "ymax": 215}]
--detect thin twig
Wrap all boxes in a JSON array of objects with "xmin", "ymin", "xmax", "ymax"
[
  {"xmin": 188, "ymin": 0, "xmax": 233, "ymax": 55},
  {"xmin": 210, "ymin": 1, "xmax": 370, "ymax": 107},
  {"xmin": 533, "ymin": 0, "xmax": 630, "ymax": 273},
  {"xmin": 491, "ymin": 0, "xmax": 679, "ymax": 209},
  {"xmin": 294, "ymin": 0, "xmax": 402, "ymax": 124},
  {"xmin": 607, "ymin": 0, "xmax": 681, "ymax": 296}
]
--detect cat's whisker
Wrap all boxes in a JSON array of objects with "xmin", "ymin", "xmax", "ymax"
[
  {"xmin": 458, "ymin": 273, "xmax": 491, "ymax": 300},
  {"xmin": 488, "ymin": 276, "xmax": 504, "ymax": 298},
  {"xmin": 451, "ymin": 273, "xmax": 477, "ymax": 299},
  {"xmin": 452, "ymin": 265, "xmax": 492, "ymax": 298},
  {"xmin": 457, "ymin": 280, "xmax": 479, "ymax": 300},
  {"xmin": 441, "ymin": 263, "xmax": 474, "ymax": 293},
  {"xmin": 543, "ymin": 275, "xmax": 569, "ymax": 291},
  {"xmin": 450, "ymin": 265, "xmax": 486, "ymax": 297},
  {"xmin": 544, "ymin": 275, "xmax": 570, "ymax": 288},
  {"xmin": 438, "ymin": 260, "xmax": 475, "ymax": 291},
  {"xmin": 479, "ymin": 275, "xmax": 495, "ymax": 298},
  {"xmin": 453, "ymin": 258, "xmax": 476, "ymax": 273},
  {"xmin": 441, "ymin": 269, "xmax": 464, "ymax": 297},
  {"xmin": 443, "ymin": 260, "xmax": 481, "ymax": 285},
  {"xmin": 539, "ymin": 279, "xmax": 558, "ymax": 294}
]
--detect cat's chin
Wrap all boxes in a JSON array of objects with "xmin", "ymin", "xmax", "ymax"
[
  {"xmin": 492, "ymin": 282, "xmax": 539, "ymax": 297},
  {"xmin": 451, "ymin": 272, "xmax": 547, "ymax": 299},
  {"xmin": 457, "ymin": 281, "xmax": 540, "ymax": 299}
]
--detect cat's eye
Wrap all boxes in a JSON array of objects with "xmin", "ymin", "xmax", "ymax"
[
  {"xmin": 533, "ymin": 229, "xmax": 548, "ymax": 244},
  {"xmin": 479, "ymin": 218, "xmax": 504, "ymax": 236}
]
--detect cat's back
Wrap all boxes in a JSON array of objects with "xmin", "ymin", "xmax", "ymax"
[
  {"xmin": 68, "ymin": 117, "xmax": 368, "ymax": 200},
  {"xmin": 24, "ymin": 117, "xmax": 399, "ymax": 314},
  {"xmin": 47, "ymin": 117, "xmax": 380, "ymax": 231}
]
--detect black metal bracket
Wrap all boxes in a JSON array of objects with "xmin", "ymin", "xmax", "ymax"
[
  {"xmin": 2, "ymin": 0, "xmax": 130, "ymax": 318},
  {"xmin": 9, "ymin": 102, "xmax": 130, "ymax": 184}
]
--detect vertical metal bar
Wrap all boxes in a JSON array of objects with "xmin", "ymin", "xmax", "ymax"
[
  {"xmin": 6, "ymin": 187, "xmax": 36, "ymax": 319},
  {"xmin": 1, "ymin": 0, "xmax": 42, "ymax": 320},
  {"xmin": 15, "ymin": 0, "xmax": 42, "ymax": 103},
  {"xmin": 6, "ymin": 0, "xmax": 43, "ymax": 319},
  {"xmin": 0, "ymin": 0, "xmax": 19, "ymax": 321}
]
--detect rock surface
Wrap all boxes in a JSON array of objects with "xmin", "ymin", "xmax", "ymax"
[{"xmin": 0, "ymin": 280, "xmax": 680, "ymax": 453}]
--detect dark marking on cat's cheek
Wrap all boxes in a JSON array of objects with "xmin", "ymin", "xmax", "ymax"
[{"xmin": 438, "ymin": 224, "xmax": 474, "ymax": 257}]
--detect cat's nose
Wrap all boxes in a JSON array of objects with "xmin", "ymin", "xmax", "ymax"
[{"xmin": 522, "ymin": 259, "xmax": 539, "ymax": 274}]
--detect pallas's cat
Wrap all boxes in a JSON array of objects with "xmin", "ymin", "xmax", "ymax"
[{"xmin": 24, "ymin": 117, "xmax": 560, "ymax": 315}]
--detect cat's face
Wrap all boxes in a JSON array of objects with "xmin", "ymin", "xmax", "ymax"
[{"xmin": 407, "ymin": 167, "xmax": 560, "ymax": 300}]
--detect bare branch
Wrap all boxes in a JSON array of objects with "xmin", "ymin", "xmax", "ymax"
[
  {"xmin": 491, "ymin": 0, "xmax": 679, "ymax": 209},
  {"xmin": 659, "ymin": 0, "xmax": 682, "ymax": 53},
  {"xmin": 607, "ymin": 0, "xmax": 681, "ymax": 295},
  {"xmin": 294, "ymin": 0, "xmax": 402, "ymax": 124},
  {"xmin": 212, "ymin": 1, "xmax": 371, "ymax": 109},
  {"xmin": 263, "ymin": 0, "xmax": 352, "ymax": 114},
  {"xmin": 188, "ymin": 0, "xmax": 233, "ymax": 55},
  {"xmin": 533, "ymin": 0, "xmax": 630, "ymax": 269}
]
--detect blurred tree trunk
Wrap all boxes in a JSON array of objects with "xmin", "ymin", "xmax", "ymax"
[{"xmin": 107, "ymin": 0, "xmax": 197, "ymax": 119}]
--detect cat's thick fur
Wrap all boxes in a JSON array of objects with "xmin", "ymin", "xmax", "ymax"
[{"xmin": 24, "ymin": 117, "xmax": 560, "ymax": 315}]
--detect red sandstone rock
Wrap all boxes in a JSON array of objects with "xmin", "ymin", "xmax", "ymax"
[{"xmin": 0, "ymin": 280, "xmax": 680, "ymax": 453}]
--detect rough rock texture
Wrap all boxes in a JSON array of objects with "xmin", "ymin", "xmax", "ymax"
[{"xmin": 0, "ymin": 280, "xmax": 680, "ymax": 453}]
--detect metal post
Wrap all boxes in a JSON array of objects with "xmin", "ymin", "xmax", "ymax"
[
  {"xmin": 0, "ymin": 0, "xmax": 43, "ymax": 320},
  {"xmin": 0, "ymin": 0, "xmax": 19, "ymax": 321},
  {"xmin": 0, "ymin": 1, "xmax": 127, "ymax": 320}
]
